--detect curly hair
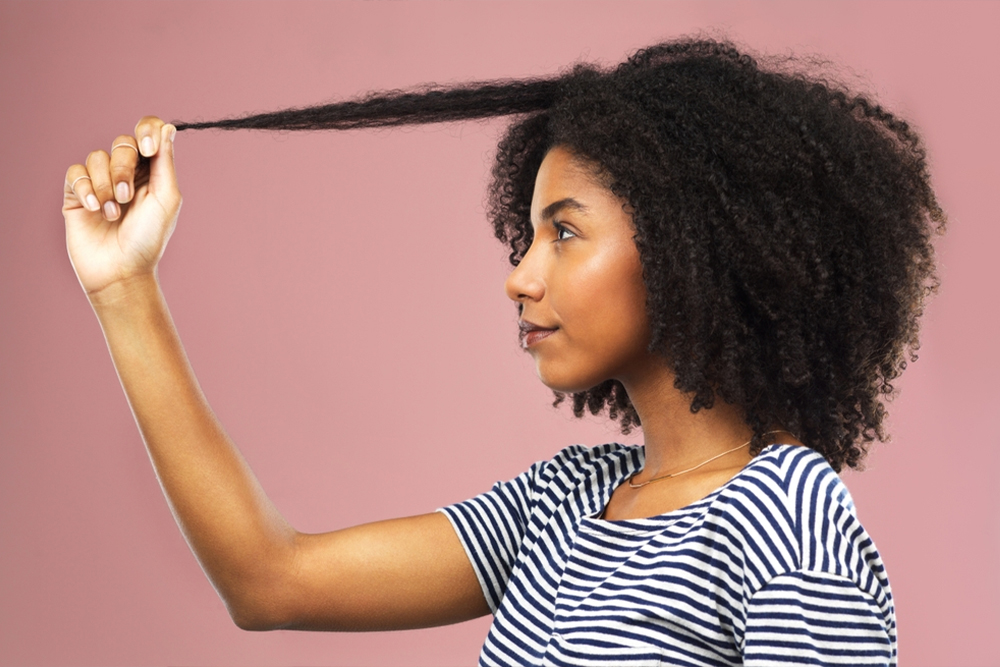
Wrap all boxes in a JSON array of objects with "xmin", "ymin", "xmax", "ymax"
[{"xmin": 176, "ymin": 37, "xmax": 944, "ymax": 472}]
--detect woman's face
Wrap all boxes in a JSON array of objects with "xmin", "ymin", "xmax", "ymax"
[{"xmin": 505, "ymin": 145, "xmax": 653, "ymax": 393}]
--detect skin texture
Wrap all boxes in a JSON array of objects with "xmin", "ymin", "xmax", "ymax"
[
  {"xmin": 63, "ymin": 125, "xmax": 796, "ymax": 632},
  {"xmin": 506, "ymin": 146, "xmax": 650, "ymax": 395}
]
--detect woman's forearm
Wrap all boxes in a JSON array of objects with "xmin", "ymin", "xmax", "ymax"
[
  {"xmin": 64, "ymin": 122, "xmax": 490, "ymax": 632},
  {"xmin": 89, "ymin": 272, "xmax": 296, "ymax": 625}
]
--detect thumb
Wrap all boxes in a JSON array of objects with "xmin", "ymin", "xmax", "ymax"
[{"xmin": 147, "ymin": 123, "xmax": 179, "ymax": 200}]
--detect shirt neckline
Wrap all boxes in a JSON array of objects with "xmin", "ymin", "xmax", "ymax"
[{"xmin": 585, "ymin": 443, "xmax": 793, "ymax": 528}]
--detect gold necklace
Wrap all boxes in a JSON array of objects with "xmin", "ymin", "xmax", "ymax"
[{"xmin": 627, "ymin": 430, "xmax": 788, "ymax": 489}]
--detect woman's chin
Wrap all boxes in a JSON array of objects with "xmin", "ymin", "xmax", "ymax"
[{"xmin": 534, "ymin": 364, "xmax": 605, "ymax": 395}]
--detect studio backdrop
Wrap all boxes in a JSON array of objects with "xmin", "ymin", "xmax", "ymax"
[{"xmin": 1, "ymin": 1, "xmax": 997, "ymax": 666}]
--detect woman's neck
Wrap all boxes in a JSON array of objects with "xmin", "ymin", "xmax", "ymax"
[{"xmin": 619, "ymin": 361, "xmax": 755, "ymax": 478}]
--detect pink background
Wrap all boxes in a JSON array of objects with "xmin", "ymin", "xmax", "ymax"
[{"xmin": 2, "ymin": 1, "xmax": 998, "ymax": 665}]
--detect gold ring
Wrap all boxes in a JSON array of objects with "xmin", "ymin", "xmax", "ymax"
[{"xmin": 111, "ymin": 143, "xmax": 139, "ymax": 154}]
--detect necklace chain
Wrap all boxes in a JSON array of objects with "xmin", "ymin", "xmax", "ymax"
[{"xmin": 627, "ymin": 430, "xmax": 789, "ymax": 489}]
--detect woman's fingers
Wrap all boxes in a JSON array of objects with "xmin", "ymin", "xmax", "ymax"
[
  {"xmin": 63, "ymin": 116, "xmax": 181, "ymax": 297},
  {"xmin": 147, "ymin": 123, "xmax": 178, "ymax": 199},
  {"xmin": 65, "ymin": 164, "xmax": 101, "ymax": 212},
  {"xmin": 63, "ymin": 118, "xmax": 173, "ymax": 219},
  {"xmin": 109, "ymin": 135, "xmax": 140, "ymax": 203},
  {"xmin": 85, "ymin": 149, "xmax": 119, "ymax": 220},
  {"xmin": 71, "ymin": 132, "xmax": 146, "ymax": 221},
  {"xmin": 134, "ymin": 116, "xmax": 166, "ymax": 157}
]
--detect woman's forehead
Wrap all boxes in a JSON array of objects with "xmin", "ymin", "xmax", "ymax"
[
  {"xmin": 531, "ymin": 148, "xmax": 613, "ymax": 217},
  {"xmin": 530, "ymin": 147, "xmax": 635, "ymax": 239}
]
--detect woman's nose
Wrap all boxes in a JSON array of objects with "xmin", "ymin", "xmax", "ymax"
[{"xmin": 504, "ymin": 245, "xmax": 545, "ymax": 306}]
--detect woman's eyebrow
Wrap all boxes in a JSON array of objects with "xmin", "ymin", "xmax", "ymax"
[{"xmin": 538, "ymin": 198, "xmax": 589, "ymax": 222}]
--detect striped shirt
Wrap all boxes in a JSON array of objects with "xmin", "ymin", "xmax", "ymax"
[{"xmin": 439, "ymin": 444, "xmax": 895, "ymax": 666}]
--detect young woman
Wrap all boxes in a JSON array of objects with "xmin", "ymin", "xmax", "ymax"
[{"xmin": 62, "ymin": 39, "xmax": 942, "ymax": 666}]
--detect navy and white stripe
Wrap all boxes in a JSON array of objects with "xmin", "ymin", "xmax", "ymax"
[{"xmin": 439, "ymin": 444, "xmax": 895, "ymax": 666}]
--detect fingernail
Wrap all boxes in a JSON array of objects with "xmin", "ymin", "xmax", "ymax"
[
  {"xmin": 140, "ymin": 136, "xmax": 154, "ymax": 156},
  {"xmin": 167, "ymin": 125, "xmax": 176, "ymax": 143},
  {"xmin": 104, "ymin": 200, "xmax": 118, "ymax": 219},
  {"xmin": 86, "ymin": 194, "xmax": 100, "ymax": 212},
  {"xmin": 116, "ymin": 182, "xmax": 130, "ymax": 202}
]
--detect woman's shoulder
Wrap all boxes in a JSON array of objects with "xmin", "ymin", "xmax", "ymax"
[
  {"xmin": 723, "ymin": 444, "xmax": 889, "ymax": 591},
  {"xmin": 497, "ymin": 443, "xmax": 641, "ymax": 515},
  {"xmin": 736, "ymin": 445, "xmax": 894, "ymax": 625},
  {"xmin": 725, "ymin": 444, "xmax": 860, "ymax": 542},
  {"xmin": 531, "ymin": 442, "xmax": 641, "ymax": 486},
  {"xmin": 546, "ymin": 441, "xmax": 637, "ymax": 466},
  {"xmin": 737, "ymin": 443, "xmax": 854, "ymax": 509}
]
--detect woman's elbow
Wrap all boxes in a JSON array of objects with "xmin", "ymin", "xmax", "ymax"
[
  {"xmin": 226, "ymin": 593, "xmax": 290, "ymax": 631},
  {"xmin": 217, "ymin": 571, "xmax": 298, "ymax": 631}
]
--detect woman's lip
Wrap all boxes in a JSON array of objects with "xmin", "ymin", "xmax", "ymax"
[
  {"xmin": 520, "ymin": 327, "xmax": 558, "ymax": 349},
  {"xmin": 518, "ymin": 318, "xmax": 556, "ymax": 333}
]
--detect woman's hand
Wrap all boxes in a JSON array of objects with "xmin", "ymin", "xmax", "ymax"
[{"xmin": 63, "ymin": 117, "xmax": 180, "ymax": 298}]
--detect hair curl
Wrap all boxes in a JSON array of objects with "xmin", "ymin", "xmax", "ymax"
[{"xmin": 176, "ymin": 37, "xmax": 944, "ymax": 472}]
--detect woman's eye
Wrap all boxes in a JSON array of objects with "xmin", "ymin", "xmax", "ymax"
[{"xmin": 554, "ymin": 224, "xmax": 576, "ymax": 241}]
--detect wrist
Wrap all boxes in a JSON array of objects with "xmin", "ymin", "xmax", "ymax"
[{"xmin": 87, "ymin": 271, "xmax": 161, "ymax": 311}]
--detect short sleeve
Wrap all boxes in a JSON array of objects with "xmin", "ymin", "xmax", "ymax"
[
  {"xmin": 742, "ymin": 570, "xmax": 894, "ymax": 666},
  {"xmin": 437, "ymin": 461, "xmax": 544, "ymax": 613}
]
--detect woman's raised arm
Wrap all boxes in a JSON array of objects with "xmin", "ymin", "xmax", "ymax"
[{"xmin": 62, "ymin": 118, "xmax": 489, "ymax": 631}]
